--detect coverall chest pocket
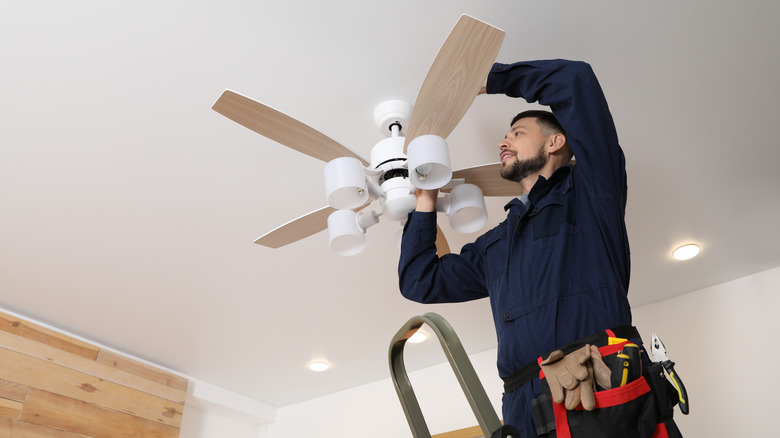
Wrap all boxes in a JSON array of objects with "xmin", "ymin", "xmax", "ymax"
[{"xmin": 530, "ymin": 194, "xmax": 579, "ymax": 249}]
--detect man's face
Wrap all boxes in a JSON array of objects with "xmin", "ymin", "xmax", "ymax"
[{"xmin": 499, "ymin": 117, "xmax": 548, "ymax": 182}]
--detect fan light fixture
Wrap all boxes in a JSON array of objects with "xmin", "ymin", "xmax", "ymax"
[
  {"xmin": 214, "ymin": 16, "xmax": 506, "ymax": 256},
  {"xmin": 407, "ymin": 135, "xmax": 453, "ymax": 190},
  {"xmin": 438, "ymin": 183, "xmax": 488, "ymax": 233},
  {"xmin": 673, "ymin": 243, "xmax": 700, "ymax": 261},
  {"xmin": 327, "ymin": 210, "xmax": 380, "ymax": 256},
  {"xmin": 324, "ymin": 157, "xmax": 369, "ymax": 210}
]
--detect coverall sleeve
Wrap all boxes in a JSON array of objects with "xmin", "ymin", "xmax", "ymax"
[
  {"xmin": 398, "ymin": 211, "xmax": 489, "ymax": 304},
  {"xmin": 487, "ymin": 60, "xmax": 627, "ymax": 200}
]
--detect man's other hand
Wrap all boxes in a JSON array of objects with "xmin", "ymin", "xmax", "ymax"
[{"xmin": 415, "ymin": 189, "xmax": 439, "ymax": 212}]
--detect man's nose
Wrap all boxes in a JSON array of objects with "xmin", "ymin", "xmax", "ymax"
[{"xmin": 499, "ymin": 140, "xmax": 509, "ymax": 150}]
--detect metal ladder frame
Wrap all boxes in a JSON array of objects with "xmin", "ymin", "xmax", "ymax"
[{"xmin": 388, "ymin": 312, "xmax": 503, "ymax": 438}]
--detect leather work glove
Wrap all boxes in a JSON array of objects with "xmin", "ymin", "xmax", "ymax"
[
  {"xmin": 541, "ymin": 344, "xmax": 609, "ymax": 411},
  {"xmin": 563, "ymin": 360, "xmax": 595, "ymax": 410},
  {"xmin": 590, "ymin": 345, "xmax": 612, "ymax": 391}
]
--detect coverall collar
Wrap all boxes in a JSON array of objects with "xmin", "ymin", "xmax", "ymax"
[{"xmin": 504, "ymin": 164, "xmax": 573, "ymax": 211}]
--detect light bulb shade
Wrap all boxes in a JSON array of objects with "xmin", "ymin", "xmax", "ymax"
[
  {"xmin": 407, "ymin": 135, "xmax": 452, "ymax": 189},
  {"xmin": 447, "ymin": 184, "xmax": 488, "ymax": 233},
  {"xmin": 327, "ymin": 209, "xmax": 366, "ymax": 256},
  {"xmin": 380, "ymin": 178, "xmax": 416, "ymax": 221},
  {"xmin": 324, "ymin": 157, "xmax": 368, "ymax": 210}
]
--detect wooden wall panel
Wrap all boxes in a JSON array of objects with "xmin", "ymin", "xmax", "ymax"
[
  {"xmin": 0, "ymin": 311, "xmax": 188, "ymax": 437},
  {"xmin": 97, "ymin": 349, "xmax": 189, "ymax": 392},
  {"xmin": 0, "ymin": 314, "xmax": 99, "ymax": 360},
  {"xmin": 21, "ymin": 389, "xmax": 179, "ymax": 438},
  {"xmin": 0, "ymin": 417, "xmax": 86, "ymax": 438}
]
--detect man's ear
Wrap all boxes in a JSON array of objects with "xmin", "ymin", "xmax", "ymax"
[{"xmin": 547, "ymin": 133, "xmax": 567, "ymax": 154}]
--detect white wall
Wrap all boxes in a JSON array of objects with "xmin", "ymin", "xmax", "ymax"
[
  {"xmin": 265, "ymin": 349, "xmax": 504, "ymax": 438},
  {"xmin": 179, "ymin": 379, "xmax": 276, "ymax": 438},
  {"xmin": 631, "ymin": 265, "xmax": 780, "ymax": 436},
  {"xmin": 260, "ymin": 265, "xmax": 780, "ymax": 437},
  {"xmin": 180, "ymin": 404, "xmax": 266, "ymax": 438}
]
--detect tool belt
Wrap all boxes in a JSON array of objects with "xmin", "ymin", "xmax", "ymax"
[
  {"xmin": 502, "ymin": 326, "xmax": 684, "ymax": 438},
  {"xmin": 502, "ymin": 325, "xmax": 640, "ymax": 394}
]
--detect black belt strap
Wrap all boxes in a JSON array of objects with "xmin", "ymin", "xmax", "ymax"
[{"xmin": 502, "ymin": 325, "xmax": 640, "ymax": 394}]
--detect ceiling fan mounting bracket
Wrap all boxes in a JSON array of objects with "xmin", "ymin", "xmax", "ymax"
[{"xmin": 373, "ymin": 100, "xmax": 412, "ymax": 136}]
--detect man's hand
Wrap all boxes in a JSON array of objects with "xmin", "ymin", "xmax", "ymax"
[
  {"xmin": 415, "ymin": 189, "xmax": 438, "ymax": 212},
  {"xmin": 478, "ymin": 77, "xmax": 487, "ymax": 95}
]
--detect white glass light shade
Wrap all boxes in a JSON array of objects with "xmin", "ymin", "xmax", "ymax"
[
  {"xmin": 447, "ymin": 184, "xmax": 488, "ymax": 233},
  {"xmin": 407, "ymin": 135, "xmax": 452, "ymax": 190},
  {"xmin": 380, "ymin": 178, "xmax": 416, "ymax": 221},
  {"xmin": 327, "ymin": 209, "xmax": 366, "ymax": 256},
  {"xmin": 324, "ymin": 157, "xmax": 368, "ymax": 210}
]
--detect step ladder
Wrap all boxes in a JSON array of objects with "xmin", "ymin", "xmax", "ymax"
[{"xmin": 389, "ymin": 312, "xmax": 519, "ymax": 438}]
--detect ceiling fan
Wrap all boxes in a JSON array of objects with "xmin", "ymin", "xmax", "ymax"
[{"xmin": 213, "ymin": 15, "xmax": 520, "ymax": 255}]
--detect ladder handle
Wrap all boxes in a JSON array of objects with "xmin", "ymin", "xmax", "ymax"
[{"xmin": 388, "ymin": 312, "xmax": 503, "ymax": 438}]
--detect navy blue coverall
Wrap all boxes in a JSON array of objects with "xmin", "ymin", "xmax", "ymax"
[{"xmin": 398, "ymin": 59, "xmax": 633, "ymax": 435}]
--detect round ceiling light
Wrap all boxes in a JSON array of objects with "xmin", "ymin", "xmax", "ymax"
[
  {"xmin": 308, "ymin": 361, "xmax": 329, "ymax": 372},
  {"xmin": 408, "ymin": 331, "xmax": 427, "ymax": 344},
  {"xmin": 673, "ymin": 244, "xmax": 700, "ymax": 261}
]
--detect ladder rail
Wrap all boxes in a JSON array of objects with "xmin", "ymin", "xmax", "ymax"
[{"xmin": 388, "ymin": 312, "xmax": 502, "ymax": 438}]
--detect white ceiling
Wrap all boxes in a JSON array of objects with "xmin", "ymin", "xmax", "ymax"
[{"xmin": 2, "ymin": 1, "xmax": 779, "ymax": 408}]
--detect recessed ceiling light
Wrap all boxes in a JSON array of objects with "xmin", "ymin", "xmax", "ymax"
[
  {"xmin": 408, "ymin": 331, "xmax": 427, "ymax": 344},
  {"xmin": 673, "ymin": 244, "xmax": 700, "ymax": 261},
  {"xmin": 308, "ymin": 361, "xmax": 329, "ymax": 372}
]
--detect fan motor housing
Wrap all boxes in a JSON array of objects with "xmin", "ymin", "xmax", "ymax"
[{"xmin": 370, "ymin": 136, "xmax": 409, "ymax": 184}]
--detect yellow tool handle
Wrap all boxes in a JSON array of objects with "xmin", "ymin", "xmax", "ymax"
[{"xmin": 663, "ymin": 361, "xmax": 689, "ymax": 415}]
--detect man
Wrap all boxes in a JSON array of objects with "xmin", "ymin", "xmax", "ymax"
[{"xmin": 399, "ymin": 60, "xmax": 680, "ymax": 436}]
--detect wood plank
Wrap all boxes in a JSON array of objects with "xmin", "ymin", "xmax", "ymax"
[
  {"xmin": 433, "ymin": 425, "xmax": 485, "ymax": 438},
  {"xmin": 0, "ymin": 418, "xmax": 87, "ymax": 438},
  {"xmin": 0, "ymin": 399, "xmax": 22, "ymax": 420},
  {"xmin": 0, "ymin": 347, "xmax": 183, "ymax": 428},
  {"xmin": 0, "ymin": 379, "xmax": 28, "ymax": 402},
  {"xmin": 97, "ymin": 349, "xmax": 188, "ymax": 393},
  {"xmin": 0, "ymin": 312, "xmax": 98, "ymax": 361},
  {"xmin": 20, "ymin": 389, "xmax": 179, "ymax": 438},
  {"xmin": 0, "ymin": 330, "xmax": 185, "ymax": 403}
]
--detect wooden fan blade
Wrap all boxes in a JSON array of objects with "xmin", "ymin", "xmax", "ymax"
[
  {"xmin": 450, "ymin": 163, "xmax": 520, "ymax": 197},
  {"xmin": 435, "ymin": 224, "xmax": 451, "ymax": 255},
  {"xmin": 449, "ymin": 157, "xmax": 576, "ymax": 197},
  {"xmin": 254, "ymin": 205, "xmax": 368, "ymax": 249},
  {"xmin": 404, "ymin": 15, "xmax": 504, "ymax": 152},
  {"xmin": 213, "ymin": 90, "xmax": 369, "ymax": 166}
]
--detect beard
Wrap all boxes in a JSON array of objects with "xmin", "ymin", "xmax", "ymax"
[{"xmin": 500, "ymin": 145, "xmax": 547, "ymax": 182}]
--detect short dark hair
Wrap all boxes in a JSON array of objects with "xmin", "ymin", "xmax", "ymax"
[{"xmin": 511, "ymin": 110, "xmax": 565, "ymax": 136}]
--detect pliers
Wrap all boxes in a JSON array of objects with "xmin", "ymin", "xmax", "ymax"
[{"xmin": 651, "ymin": 333, "xmax": 690, "ymax": 415}]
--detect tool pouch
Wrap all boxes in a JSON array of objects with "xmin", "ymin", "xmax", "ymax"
[{"xmin": 531, "ymin": 350, "xmax": 683, "ymax": 438}]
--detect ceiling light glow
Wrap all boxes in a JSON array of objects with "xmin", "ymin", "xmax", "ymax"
[
  {"xmin": 309, "ymin": 361, "xmax": 329, "ymax": 372},
  {"xmin": 673, "ymin": 244, "xmax": 700, "ymax": 261},
  {"xmin": 408, "ymin": 332, "xmax": 427, "ymax": 344}
]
